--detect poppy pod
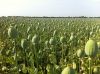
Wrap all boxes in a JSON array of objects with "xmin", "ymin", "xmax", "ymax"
[
  {"xmin": 49, "ymin": 37, "xmax": 56, "ymax": 45},
  {"xmin": 21, "ymin": 39, "xmax": 28, "ymax": 49},
  {"xmin": 85, "ymin": 39, "xmax": 98, "ymax": 57},
  {"xmin": 77, "ymin": 49, "xmax": 84, "ymax": 58},
  {"xmin": 32, "ymin": 34, "xmax": 39, "ymax": 45},
  {"xmin": 60, "ymin": 36, "xmax": 65, "ymax": 43},
  {"xmin": 61, "ymin": 66, "xmax": 75, "ymax": 74},
  {"xmin": 8, "ymin": 26, "xmax": 18, "ymax": 39}
]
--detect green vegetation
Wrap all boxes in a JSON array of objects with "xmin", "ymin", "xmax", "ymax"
[{"xmin": 0, "ymin": 17, "xmax": 100, "ymax": 74}]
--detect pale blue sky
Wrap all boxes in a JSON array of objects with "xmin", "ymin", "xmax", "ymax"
[{"xmin": 0, "ymin": 0, "xmax": 100, "ymax": 17}]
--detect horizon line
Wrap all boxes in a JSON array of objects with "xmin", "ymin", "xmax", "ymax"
[{"xmin": 0, "ymin": 16, "xmax": 100, "ymax": 17}]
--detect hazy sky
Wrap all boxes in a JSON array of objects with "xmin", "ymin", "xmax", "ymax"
[{"xmin": 0, "ymin": 0, "xmax": 100, "ymax": 17}]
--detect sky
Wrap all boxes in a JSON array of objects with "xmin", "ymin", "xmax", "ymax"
[{"xmin": 0, "ymin": 0, "xmax": 100, "ymax": 17}]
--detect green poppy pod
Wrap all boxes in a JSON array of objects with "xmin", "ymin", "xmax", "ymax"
[
  {"xmin": 49, "ymin": 53, "xmax": 57, "ymax": 64},
  {"xmin": 2, "ymin": 66, "xmax": 7, "ymax": 71},
  {"xmin": 77, "ymin": 49, "xmax": 84, "ymax": 58},
  {"xmin": 45, "ymin": 40, "xmax": 49, "ymax": 47},
  {"xmin": 27, "ymin": 27, "xmax": 31, "ymax": 33},
  {"xmin": 90, "ymin": 31, "xmax": 93, "ymax": 36},
  {"xmin": 72, "ymin": 62, "xmax": 76, "ymax": 70},
  {"xmin": 46, "ymin": 64, "xmax": 51, "ymax": 72},
  {"xmin": 27, "ymin": 34, "xmax": 32, "ymax": 40},
  {"xmin": 8, "ymin": 26, "xmax": 18, "ymax": 39},
  {"xmin": 42, "ymin": 27, "xmax": 45, "ymax": 32},
  {"xmin": 85, "ymin": 39, "xmax": 98, "ymax": 57},
  {"xmin": 53, "ymin": 30, "xmax": 57, "ymax": 36},
  {"xmin": 93, "ymin": 67, "xmax": 99, "ymax": 74},
  {"xmin": 60, "ymin": 36, "xmax": 65, "ymax": 43},
  {"xmin": 97, "ymin": 42, "xmax": 100, "ymax": 49},
  {"xmin": 32, "ymin": 34, "xmax": 39, "ymax": 45},
  {"xmin": 64, "ymin": 32, "xmax": 67, "ymax": 36},
  {"xmin": 36, "ymin": 26, "xmax": 39, "ymax": 31},
  {"xmin": 61, "ymin": 66, "xmax": 75, "ymax": 74},
  {"xmin": 69, "ymin": 35, "xmax": 74, "ymax": 41},
  {"xmin": 21, "ymin": 39, "xmax": 28, "ymax": 49},
  {"xmin": 49, "ymin": 37, "xmax": 56, "ymax": 45},
  {"xmin": 14, "ymin": 25, "xmax": 17, "ymax": 29}
]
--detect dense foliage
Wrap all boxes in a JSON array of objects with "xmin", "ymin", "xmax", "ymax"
[{"xmin": 0, "ymin": 17, "xmax": 100, "ymax": 74}]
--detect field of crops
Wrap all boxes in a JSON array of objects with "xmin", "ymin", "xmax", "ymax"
[{"xmin": 0, "ymin": 17, "xmax": 100, "ymax": 74}]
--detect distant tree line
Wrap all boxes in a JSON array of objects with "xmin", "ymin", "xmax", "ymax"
[{"xmin": 0, "ymin": 16, "xmax": 100, "ymax": 18}]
